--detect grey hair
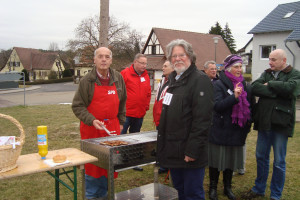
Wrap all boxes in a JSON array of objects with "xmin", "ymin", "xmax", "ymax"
[
  {"xmin": 166, "ymin": 39, "xmax": 196, "ymax": 63},
  {"xmin": 94, "ymin": 47, "xmax": 112, "ymax": 58},
  {"xmin": 204, "ymin": 61, "xmax": 216, "ymax": 69},
  {"xmin": 225, "ymin": 62, "xmax": 241, "ymax": 72},
  {"xmin": 134, "ymin": 53, "xmax": 147, "ymax": 61},
  {"xmin": 225, "ymin": 67, "xmax": 231, "ymax": 72}
]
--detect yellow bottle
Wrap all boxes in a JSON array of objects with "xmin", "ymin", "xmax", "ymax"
[{"xmin": 37, "ymin": 126, "xmax": 48, "ymax": 160}]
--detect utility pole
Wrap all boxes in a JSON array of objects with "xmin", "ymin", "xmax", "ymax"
[{"xmin": 99, "ymin": 0, "xmax": 109, "ymax": 47}]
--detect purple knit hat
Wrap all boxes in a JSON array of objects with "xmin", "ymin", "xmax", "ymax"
[{"xmin": 223, "ymin": 55, "xmax": 243, "ymax": 69}]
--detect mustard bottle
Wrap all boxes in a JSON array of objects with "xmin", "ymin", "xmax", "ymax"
[{"xmin": 37, "ymin": 126, "xmax": 48, "ymax": 159}]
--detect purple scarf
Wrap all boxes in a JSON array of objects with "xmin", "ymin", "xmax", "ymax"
[{"xmin": 225, "ymin": 71, "xmax": 251, "ymax": 127}]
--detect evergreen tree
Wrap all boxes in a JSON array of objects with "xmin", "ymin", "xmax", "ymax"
[
  {"xmin": 223, "ymin": 23, "xmax": 236, "ymax": 53},
  {"xmin": 209, "ymin": 22, "xmax": 224, "ymax": 38},
  {"xmin": 208, "ymin": 22, "xmax": 236, "ymax": 54}
]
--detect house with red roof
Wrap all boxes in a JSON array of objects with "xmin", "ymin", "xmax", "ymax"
[
  {"xmin": 124, "ymin": 27, "xmax": 231, "ymax": 90},
  {"xmin": 1, "ymin": 47, "xmax": 65, "ymax": 81}
]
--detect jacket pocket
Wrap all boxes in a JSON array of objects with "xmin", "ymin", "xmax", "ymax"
[
  {"xmin": 165, "ymin": 140, "xmax": 182, "ymax": 159},
  {"xmin": 165, "ymin": 129, "xmax": 186, "ymax": 159},
  {"xmin": 271, "ymin": 105, "xmax": 293, "ymax": 127}
]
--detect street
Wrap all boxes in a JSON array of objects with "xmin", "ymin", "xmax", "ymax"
[
  {"xmin": 1, "ymin": 82, "xmax": 300, "ymax": 122},
  {"xmin": 0, "ymin": 82, "xmax": 78, "ymax": 107}
]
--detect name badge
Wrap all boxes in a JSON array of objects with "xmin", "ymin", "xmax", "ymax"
[
  {"xmin": 163, "ymin": 92, "xmax": 173, "ymax": 105},
  {"xmin": 227, "ymin": 89, "xmax": 233, "ymax": 95},
  {"xmin": 140, "ymin": 77, "xmax": 145, "ymax": 82}
]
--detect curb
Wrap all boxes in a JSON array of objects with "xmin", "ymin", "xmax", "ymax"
[{"xmin": 0, "ymin": 86, "xmax": 41, "ymax": 94}]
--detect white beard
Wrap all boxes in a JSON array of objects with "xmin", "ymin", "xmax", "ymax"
[{"xmin": 173, "ymin": 61, "xmax": 189, "ymax": 74}]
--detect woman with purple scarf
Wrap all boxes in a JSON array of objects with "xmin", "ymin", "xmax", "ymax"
[{"xmin": 208, "ymin": 55, "xmax": 254, "ymax": 200}]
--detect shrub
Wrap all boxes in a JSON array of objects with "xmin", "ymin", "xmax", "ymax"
[
  {"xmin": 63, "ymin": 69, "xmax": 72, "ymax": 77},
  {"xmin": 243, "ymin": 73, "xmax": 252, "ymax": 83},
  {"xmin": 48, "ymin": 71, "xmax": 58, "ymax": 80},
  {"xmin": 21, "ymin": 69, "xmax": 30, "ymax": 81}
]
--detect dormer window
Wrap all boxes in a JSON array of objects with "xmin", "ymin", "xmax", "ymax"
[{"xmin": 283, "ymin": 11, "xmax": 295, "ymax": 18}]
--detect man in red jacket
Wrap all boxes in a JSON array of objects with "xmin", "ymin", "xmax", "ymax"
[{"xmin": 121, "ymin": 53, "xmax": 151, "ymax": 137}]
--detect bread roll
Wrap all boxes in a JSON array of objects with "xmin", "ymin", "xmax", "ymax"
[{"xmin": 53, "ymin": 155, "xmax": 67, "ymax": 163}]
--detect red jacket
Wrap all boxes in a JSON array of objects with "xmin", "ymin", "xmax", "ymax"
[
  {"xmin": 121, "ymin": 65, "xmax": 151, "ymax": 118},
  {"xmin": 153, "ymin": 77, "xmax": 169, "ymax": 127}
]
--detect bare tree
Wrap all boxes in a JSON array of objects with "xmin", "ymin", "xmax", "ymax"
[
  {"xmin": 49, "ymin": 42, "xmax": 60, "ymax": 51},
  {"xmin": 67, "ymin": 15, "xmax": 128, "ymax": 51},
  {"xmin": 67, "ymin": 15, "xmax": 145, "ymax": 70}
]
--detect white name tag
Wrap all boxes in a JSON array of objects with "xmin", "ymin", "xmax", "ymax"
[
  {"xmin": 140, "ymin": 77, "xmax": 145, "ymax": 82},
  {"xmin": 163, "ymin": 92, "xmax": 173, "ymax": 105},
  {"xmin": 227, "ymin": 89, "xmax": 233, "ymax": 95}
]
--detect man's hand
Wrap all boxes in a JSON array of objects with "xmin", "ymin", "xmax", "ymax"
[
  {"xmin": 184, "ymin": 155, "xmax": 195, "ymax": 162},
  {"xmin": 93, "ymin": 120, "xmax": 104, "ymax": 130},
  {"xmin": 264, "ymin": 82, "xmax": 268, "ymax": 86}
]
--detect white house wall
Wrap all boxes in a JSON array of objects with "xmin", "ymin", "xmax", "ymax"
[
  {"xmin": 251, "ymin": 31, "xmax": 300, "ymax": 81},
  {"xmin": 245, "ymin": 41, "xmax": 253, "ymax": 54}
]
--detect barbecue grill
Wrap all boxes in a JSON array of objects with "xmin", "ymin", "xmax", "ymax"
[{"xmin": 81, "ymin": 131, "xmax": 178, "ymax": 200}]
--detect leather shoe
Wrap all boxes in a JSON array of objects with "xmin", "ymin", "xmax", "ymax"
[
  {"xmin": 241, "ymin": 190, "xmax": 264, "ymax": 199},
  {"xmin": 158, "ymin": 168, "xmax": 168, "ymax": 174}
]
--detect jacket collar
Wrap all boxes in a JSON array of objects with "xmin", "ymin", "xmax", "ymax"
[
  {"xmin": 265, "ymin": 65, "xmax": 293, "ymax": 73},
  {"xmin": 129, "ymin": 64, "xmax": 148, "ymax": 77},
  {"xmin": 218, "ymin": 70, "xmax": 234, "ymax": 90},
  {"xmin": 88, "ymin": 67, "xmax": 118, "ymax": 85},
  {"xmin": 169, "ymin": 63, "xmax": 197, "ymax": 87}
]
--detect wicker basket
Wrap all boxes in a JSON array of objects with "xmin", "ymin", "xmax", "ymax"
[{"xmin": 0, "ymin": 113, "xmax": 25, "ymax": 173}]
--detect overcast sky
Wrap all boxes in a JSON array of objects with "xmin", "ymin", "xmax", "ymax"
[{"xmin": 0, "ymin": 0, "xmax": 295, "ymax": 51}]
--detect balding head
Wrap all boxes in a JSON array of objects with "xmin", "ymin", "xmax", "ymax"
[
  {"xmin": 93, "ymin": 47, "xmax": 113, "ymax": 75},
  {"xmin": 94, "ymin": 47, "xmax": 112, "ymax": 58},
  {"xmin": 270, "ymin": 49, "xmax": 287, "ymax": 60},
  {"xmin": 269, "ymin": 49, "xmax": 287, "ymax": 71}
]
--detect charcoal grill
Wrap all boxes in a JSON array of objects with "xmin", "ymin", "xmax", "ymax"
[{"xmin": 81, "ymin": 131, "xmax": 177, "ymax": 200}]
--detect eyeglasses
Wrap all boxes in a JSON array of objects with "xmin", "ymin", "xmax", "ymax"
[
  {"xmin": 136, "ymin": 60, "xmax": 147, "ymax": 66},
  {"xmin": 171, "ymin": 53, "xmax": 186, "ymax": 59}
]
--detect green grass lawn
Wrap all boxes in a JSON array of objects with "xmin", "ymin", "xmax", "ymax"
[{"xmin": 0, "ymin": 105, "xmax": 299, "ymax": 200}]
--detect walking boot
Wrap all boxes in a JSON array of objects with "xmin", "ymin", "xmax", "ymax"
[
  {"xmin": 209, "ymin": 167, "xmax": 220, "ymax": 200},
  {"xmin": 223, "ymin": 169, "xmax": 236, "ymax": 200}
]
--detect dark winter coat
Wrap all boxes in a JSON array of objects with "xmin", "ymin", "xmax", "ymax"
[
  {"xmin": 252, "ymin": 65, "xmax": 300, "ymax": 137},
  {"xmin": 156, "ymin": 64, "xmax": 214, "ymax": 169},
  {"xmin": 209, "ymin": 71, "xmax": 253, "ymax": 146}
]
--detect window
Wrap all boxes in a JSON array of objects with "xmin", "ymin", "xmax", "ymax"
[
  {"xmin": 152, "ymin": 45, "xmax": 156, "ymax": 55},
  {"xmin": 260, "ymin": 45, "xmax": 276, "ymax": 59},
  {"xmin": 283, "ymin": 11, "xmax": 295, "ymax": 19}
]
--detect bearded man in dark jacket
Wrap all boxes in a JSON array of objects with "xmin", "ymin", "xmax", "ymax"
[{"xmin": 156, "ymin": 39, "xmax": 214, "ymax": 200}]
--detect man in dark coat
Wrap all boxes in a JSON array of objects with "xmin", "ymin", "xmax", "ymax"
[{"xmin": 156, "ymin": 39, "xmax": 214, "ymax": 200}]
